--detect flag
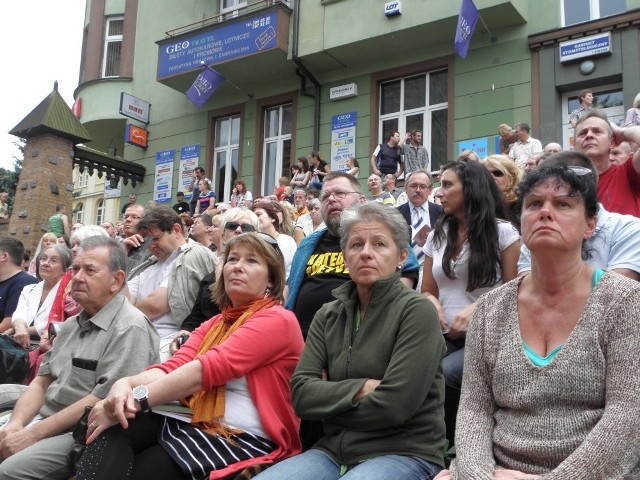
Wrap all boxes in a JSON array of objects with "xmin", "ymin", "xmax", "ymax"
[
  {"xmin": 185, "ymin": 65, "xmax": 225, "ymax": 108},
  {"xmin": 454, "ymin": 0, "xmax": 479, "ymax": 59}
]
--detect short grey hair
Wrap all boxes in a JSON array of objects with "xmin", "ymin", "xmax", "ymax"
[
  {"xmin": 339, "ymin": 202, "xmax": 409, "ymax": 254},
  {"xmin": 308, "ymin": 198, "xmax": 321, "ymax": 210},
  {"xmin": 405, "ymin": 169, "xmax": 433, "ymax": 186},
  {"xmin": 42, "ymin": 244, "xmax": 73, "ymax": 271},
  {"xmin": 78, "ymin": 236, "xmax": 128, "ymax": 280},
  {"xmin": 70, "ymin": 225, "xmax": 109, "ymax": 246}
]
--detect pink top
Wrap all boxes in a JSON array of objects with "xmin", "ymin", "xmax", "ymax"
[{"xmin": 152, "ymin": 304, "xmax": 304, "ymax": 479}]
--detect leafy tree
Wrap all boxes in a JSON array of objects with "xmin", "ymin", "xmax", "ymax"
[{"xmin": 0, "ymin": 138, "xmax": 24, "ymax": 215}]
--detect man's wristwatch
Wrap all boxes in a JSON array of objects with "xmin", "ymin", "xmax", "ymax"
[{"xmin": 132, "ymin": 385, "xmax": 151, "ymax": 412}]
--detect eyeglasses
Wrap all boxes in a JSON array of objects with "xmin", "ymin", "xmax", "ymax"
[
  {"xmin": 149, "ymin": 231, "xmax": 166, "ymax": 244},
  {"xmin": 224, "ymin": 222, "xmax": 256, "ymax": 233},
  {"xmin": 320, "ymin": 190, "xmax": 358, "ymax": 202},
  {"xmin": 489, "ymin": 170, "xmax": 505, "ymax": 178}
]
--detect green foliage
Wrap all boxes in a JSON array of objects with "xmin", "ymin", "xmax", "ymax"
[{"xmin": 0, "ymin": 139, "xmax": 24, "ymax": 215}]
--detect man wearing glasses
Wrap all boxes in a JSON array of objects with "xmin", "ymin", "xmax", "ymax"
[
  {"xmin": 126, "ymin": 206, "xmax": 216, "ymax": 358},
  {"xmin": 397, "ymin": 170, "xmax": 443, "ymax": 289}
]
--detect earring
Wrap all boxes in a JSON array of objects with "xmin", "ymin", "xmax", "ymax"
[{"xmin": 264, "ymin": 287, "xmax": 272, "ymax": 298}]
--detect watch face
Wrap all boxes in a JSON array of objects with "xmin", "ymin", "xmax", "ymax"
[{"xmin": 133, "ymin": 385, "xmax": 148, "ymax": 400}]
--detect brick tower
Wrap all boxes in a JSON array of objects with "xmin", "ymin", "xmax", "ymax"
[{"xmin": 8, "ymin": 82, "xmax": 91, "ymax": 253}]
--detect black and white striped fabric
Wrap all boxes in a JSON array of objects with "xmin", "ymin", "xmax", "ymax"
[{"xmin": 157, "ymin": 417, "xmax": 276, "ymax": 480}]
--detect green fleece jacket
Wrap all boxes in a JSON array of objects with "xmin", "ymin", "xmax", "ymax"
[{"xmin": 291, "ymin": 272, "xmax": 447, "ymax": 468}]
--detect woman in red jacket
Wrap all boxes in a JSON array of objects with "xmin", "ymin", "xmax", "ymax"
[{"xmin": 76, "ymin": 233, "xmax": 304, "ymax": 480}]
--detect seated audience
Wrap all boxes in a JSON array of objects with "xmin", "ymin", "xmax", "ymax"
[
  {"xmin": 255, "ymin": 203, "xmax": 446, "ymax": 480},
  {"xmin": 76, "ymin": 233, "xmax": 304, "ymax": 480},
  {"xmin": 437, "ymin": 165, "xmax": 640, "ymax": 479}
]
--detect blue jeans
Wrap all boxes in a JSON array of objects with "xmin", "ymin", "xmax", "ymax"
[{"xmin": 254, "ymin": 449, "xmax": 441, "ymax": 480}]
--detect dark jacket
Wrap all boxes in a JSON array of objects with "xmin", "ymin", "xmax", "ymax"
[
  {"xmin": 291, "ymin": 272, "xmax": 447, "ymax": 468},
  {"xmin": 397, "ymin": 201, "xmax": 443, "ymax": 230}
]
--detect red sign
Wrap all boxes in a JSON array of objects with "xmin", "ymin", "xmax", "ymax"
[
  {"xmin": 72, "ymin": 97, "xmax": 82, "ymax": 118},
  {"xmin": 125, "ymin": 124, "xmax": 148, "ymax": 149}
]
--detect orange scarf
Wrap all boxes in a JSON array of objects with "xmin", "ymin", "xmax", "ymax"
[{"xmin": 187, "ymin": 296, "xmax": 277, "ymax": 437}]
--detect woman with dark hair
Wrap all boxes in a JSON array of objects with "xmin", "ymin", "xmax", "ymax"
[
  {"xmin": 345, "ymin": 157, "xmax": 360, "ymax": 178},
  {"xmin": 308, "ymin": 151, "xmax": 330, "ymax": 190},
  {"xmin": 253, "ymin": 202, "xmax": 296, "ymax": 280},
  {"xmin": 230, "ymin": 179, "xmax": 253, "ymax": 208},
  {"xmin": 77, "ymin": 233, "xmax": 304, "ymax": 480},
  {"xmin": 437, "ymin": 165, "xmax": 640, "ymax": 479},
  {"xmin": 291, "ymin": 158, "xmax": 311, "ymax": 188},
  {"xmin": 421, "ymin": 161, "xmax": 520, "ymax": 446}
]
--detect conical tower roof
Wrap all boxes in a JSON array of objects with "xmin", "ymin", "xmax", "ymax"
[{"xmin": 9, "ymin": 81, "xmax": 91, "ymax": 144}]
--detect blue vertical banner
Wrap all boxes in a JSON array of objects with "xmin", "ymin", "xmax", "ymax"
[
  {"xmin": 330, "ymin": 112, "xmax": 357, "ymax": 173},
  {"xmin": 185, "ymin": 66, "xmax": 225, "ymax": 108},
  {"xmin": 154, "ymin": 149, "xmax": 175, "ymax": 203},
  {"xmin": 454, "ymin": 0, "xmax": 479, "ymax": 59},
  {"xmin": 179, "ymin": 144, "xmax": 200, "ymax": 200}
]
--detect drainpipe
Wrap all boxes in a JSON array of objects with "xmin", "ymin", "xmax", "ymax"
[{"xmin": 292, "ymin": 0, "xmax": 321, "ymax": 151}]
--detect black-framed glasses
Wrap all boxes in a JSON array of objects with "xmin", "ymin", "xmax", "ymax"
[
  {"xmin": 149, "ymin": 231, "xmax": 166, "ymax": 244},
  {"xmin": 489, "ymin": 170, "xmax": 505, "ymax": 178},
  {"xmin": 224, "ymin": 222, "xmax": 256, "ymax": 233},
  {"xmin": 320, "ymin": 190, "xmax": 358, "ymax": 202}
]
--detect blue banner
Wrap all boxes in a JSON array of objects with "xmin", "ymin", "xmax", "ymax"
[
  {"xmin": 154, "ymin": 150, "xmax": 175, "ymax": 203},
  {"xmin": 454, "ymin": 0, "xmax": 479, "ymax": 59},
  {"xmin": 158, "ymin": 11, "xmax": 278, "ymax": 78},
  {"xmin": 185, "ymin": 66, "xmax": 225, "ymax": 108}
]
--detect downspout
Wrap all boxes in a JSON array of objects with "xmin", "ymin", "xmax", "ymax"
[{"xmin": 292, "ymin": 0, "xmax": 320, "ymax": 151}]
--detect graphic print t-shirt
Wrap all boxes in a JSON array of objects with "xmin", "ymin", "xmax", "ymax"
[{"xmin": 294, "ymin": 234, "xmax": 349, "ymax": 336}]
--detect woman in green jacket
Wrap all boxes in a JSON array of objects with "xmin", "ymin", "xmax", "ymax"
[{"xmin": 255, "ymin": 202, "xmax": 446, "ymax": 480}]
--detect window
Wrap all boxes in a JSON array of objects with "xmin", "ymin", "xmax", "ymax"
[
  {"xmin": 561, "ymin": 0, "xmax": 625, "ymax": 26},
  {"xmin": 220, "ymin": 0, "xmax": 247, "ymax": 19},
  {"xmin": 102, "ymin": 17, "xmax": 123, "ymax": 78},
  {"xmin": 75, "ymin": 203, "xmax": 84, "ymax": 224},
  {"xmin": 96, "ymin": 200, "xmax": 105, "ymax": 225},
  {"xmin": 262, "ymin": 104, "xmax": 292, "ymax": 196},
  {"xmin": 378, "ymin": 70, "xmax": 448, "ymax": 171},
  {"xmin": 75, "ymin": 168, "xmax": 89, "ymax": 188},
  {"xmin": 213, "ymin": 115, "xmax": 241, "ymax": 201}
]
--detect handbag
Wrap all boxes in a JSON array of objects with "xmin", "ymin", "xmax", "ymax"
[
  {"xmin": 0, "ymin": 334, "xmax": 30, "ymax": 384},
  {"xmin": 67, "ymin": 405, "xmax": 92, "ymax": 474}
]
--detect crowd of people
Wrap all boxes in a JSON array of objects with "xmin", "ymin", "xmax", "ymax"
[{"xmin": 0, "ymin": 108, "xmax": 639, "ymax": 479}]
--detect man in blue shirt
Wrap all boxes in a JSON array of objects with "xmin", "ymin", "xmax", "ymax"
[{"xmin": 0, "ymin": 237, "xmax": 37, "ymax": 333}]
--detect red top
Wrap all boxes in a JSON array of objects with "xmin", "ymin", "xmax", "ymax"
[
  {"xmin": 597, "ymin": 156, "xmax": 640, "ymax": 217},
  {"xmin": 152, "ymin": 304, "xmax": 304, "ymax": 479}
]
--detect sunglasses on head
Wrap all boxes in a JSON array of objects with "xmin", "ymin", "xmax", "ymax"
[
  {"xmin": 489, "ymin": 169, "xmax": 505, "ymax": 178},
  {"xmin": 224, "ymin": 222, "xmax": 256, "ymax": 233}
]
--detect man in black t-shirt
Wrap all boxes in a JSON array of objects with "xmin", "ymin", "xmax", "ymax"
[
  {"xmin": 285, "ymin": 172, "xmax": 419, "ymax": 337},
  {"xmin": 0, "ymin": 237, "xmax": 38, "ymax": 332},
  {"xmin": 370, "ymin": 130, "xmax": 405, "ymax": 178},
  {"xmin": 172, "ymin": 191, "xmax": 190, "ymax": 215}
]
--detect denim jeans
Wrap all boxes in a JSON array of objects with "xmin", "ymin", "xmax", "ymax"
[{"xmin": 254, "ymin": 449, "xmax": 442, "ymax": 480}]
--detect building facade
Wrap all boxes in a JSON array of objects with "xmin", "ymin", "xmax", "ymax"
[{"xmin": 73, "ymin": 0, "xmax": 640, "ymax": 211}]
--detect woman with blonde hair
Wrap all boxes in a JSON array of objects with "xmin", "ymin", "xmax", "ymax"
[
  {"xmin": 27, "ymin": 232, "xmax": 58, "ymax": 278},
  {"xmin": 623, "ymin": 92, "xmax": 640, "ymax": 127},
  {"xmin": 482, "ymin": 155, "xmax": 523, "ymax": 221},
  {"xmin": 497, "ymin": 124, "xmax": 516, "ymax": 154}
]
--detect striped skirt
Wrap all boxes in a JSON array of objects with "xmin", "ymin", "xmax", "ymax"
[{"xmin": 157, "ymin": 417, "xmax": 276, "ymax": 480}]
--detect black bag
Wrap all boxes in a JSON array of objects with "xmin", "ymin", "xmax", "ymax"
[
  {"xmin": 68, "ymin": 405, "xmax": 92, "ymax": 474},
  {"xmin": 0, "ymin": 334, "xmax": 29, "ymax": 384}
]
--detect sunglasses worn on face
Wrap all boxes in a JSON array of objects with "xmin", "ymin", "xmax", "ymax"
[{"xmin": 224, "ymin": 222, "xmax": 256, "ymax": 233}]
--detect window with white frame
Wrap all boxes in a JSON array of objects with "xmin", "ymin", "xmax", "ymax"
[
  {"xmin": 75, "ymin": 203, "xmax": 84, "ymax": 224},
  {"xmin": 262, "ymin": 104, "xmax": 292, "ymax": 196},
  {"xmin": 561, "ymin": 0, "xmax": 625, "ymax": 27},
  {"xmin": 96, "ymin": 199, "xmax": 105, "ymax": 225},
  {"xmin": 102, "ymin": 16, "xmax": 123, "ymax": 78},
  {"xmin": 213, "ymin": 114, "xmax": 241, "ymax": 202},
  {"xmin": 220, "ymin": 0, "xmax": 247, "ymax": 18},
  {"xmin": 378, "ymin": 70, "xmax": 448, "ymax": 171},
  {"xmin": 75, "ymin": 168, "xmax": 89, "ymax": 188}
]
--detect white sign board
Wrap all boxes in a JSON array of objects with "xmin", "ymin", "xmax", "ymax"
[
  {"xmin": 330, "ymin": 83, "xmax": 358, "ymax": 101},
  {"xmin": 120, "ymin": 92, "xmax": 151, "ymax": 124},
  {"xmin": 559, "ymin": 32, "xmax": 612, "ymax": 63}
]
